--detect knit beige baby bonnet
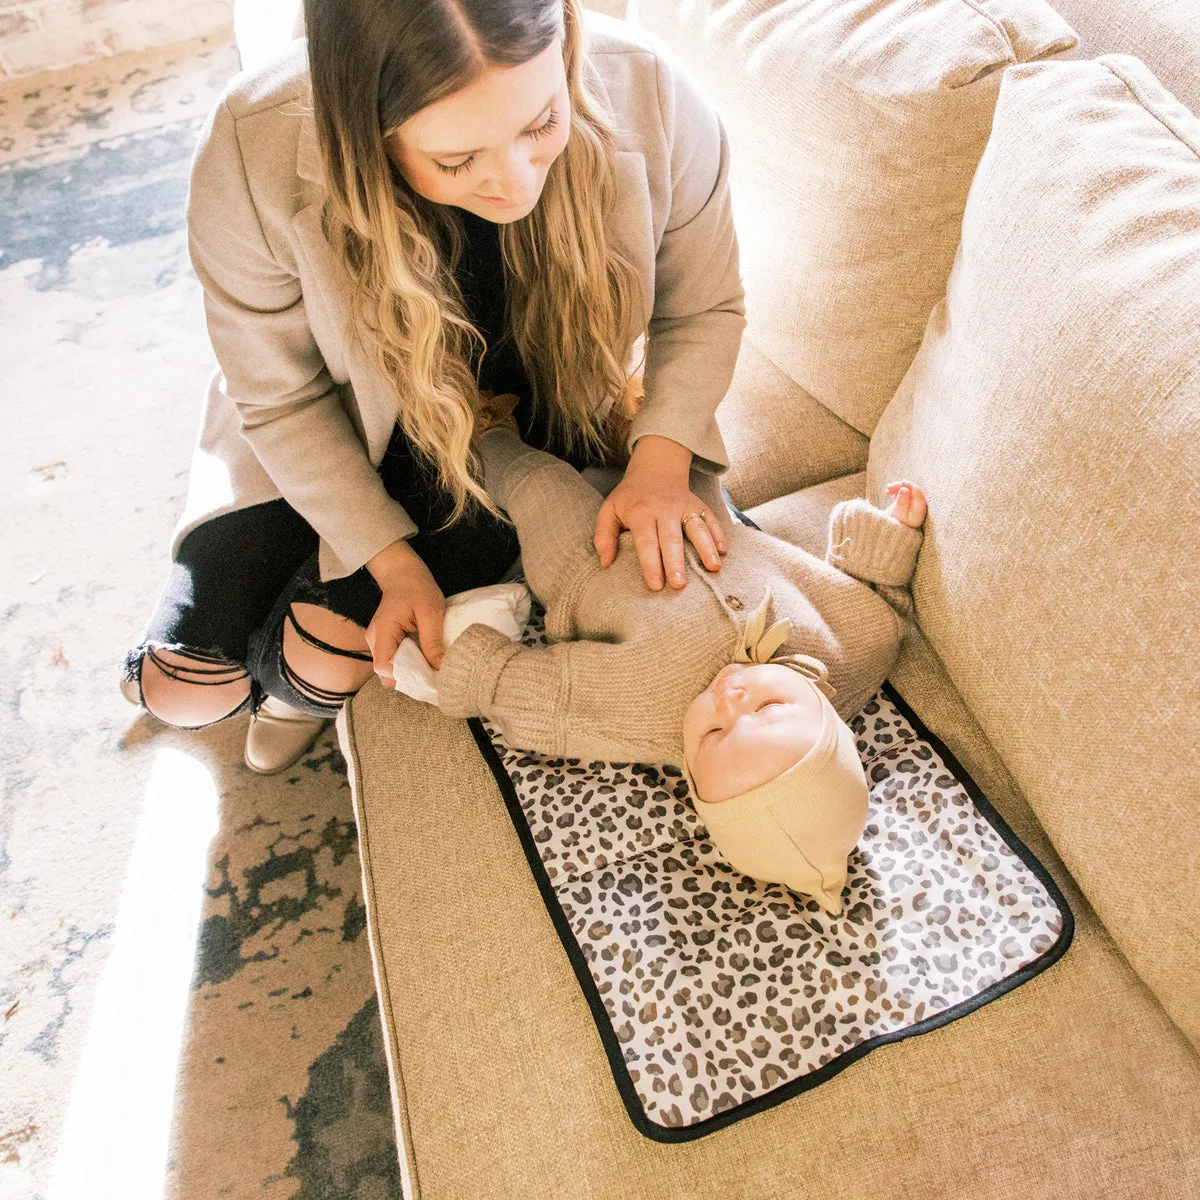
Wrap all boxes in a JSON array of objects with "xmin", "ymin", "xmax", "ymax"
[{"xmin": 683, "ymin": 588, "xmax": 871, "ymax": 917}]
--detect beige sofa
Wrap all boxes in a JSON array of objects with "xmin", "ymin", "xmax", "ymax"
[{"xmin": 336, "ymin": 0, "xmax": 1200, "ymax": 1195}]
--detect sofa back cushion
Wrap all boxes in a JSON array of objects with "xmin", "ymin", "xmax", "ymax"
[
  {"xmin": 868, "ymin": 54, "xmax": 1200, "ymax": 1049},
  {"xmin": 629, "ymin": 0, "xmax": 1077, "ymax": 441},
  {"xmin": 1040, "ymin": 0, "xmax": 1200, "ymax": 117}
]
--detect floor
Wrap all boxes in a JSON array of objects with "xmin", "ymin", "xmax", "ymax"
[{"xmin": 1, "ymin": 35, "xmax": 400, "ymax": 1200}]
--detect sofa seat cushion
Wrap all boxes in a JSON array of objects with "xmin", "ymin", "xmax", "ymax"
[
  {"xmin": 745, "ymin": 472, "xmax": 870, "ymax": 561},
  {"xmin": 717, "ymin": 341, "xmax": 868, "ymax": 510},
  {"xmin": 338, "ymin": 615, "xmax": 1200, "ymax": 1198},
  {"xmin": 868, "ymin": 54, "xmax": 1200, "ymax": 1049},
  {"xmin": 630, "ymin": 0, "xmax": 1077, "ymax": 437}
]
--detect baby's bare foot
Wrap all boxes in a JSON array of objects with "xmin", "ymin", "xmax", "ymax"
[{"xmin": 883, "ymin": 480, "xmax": 927, "ymax": 528}]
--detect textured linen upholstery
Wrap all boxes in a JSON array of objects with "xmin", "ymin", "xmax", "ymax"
[
  {"xmin": 1040, "ymin": 0, "xmax": 1200, "ymax": 116},
  {"xmin": 629, "ymin": 0, "xmax": 1078, "ymax": 437},
  {"xmin": 868, "ymin": 54, "xmax": 1200, "ymax": 1050},
  {"xmin": 717, "ymin": 340, "xmax": 868, "ymax": 510},
  {"xmin": 746, "ymin": 473, "xmax": 870, "ymax": 561}
]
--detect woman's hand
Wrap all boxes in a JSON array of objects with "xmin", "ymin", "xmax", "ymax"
[
  {"xmin": 594, "ymin": 435, "xmax": 728, "ymax": 591},
  {"xmin": 364, "ymin": 539, "xmax": 447, "ymax": 683}
]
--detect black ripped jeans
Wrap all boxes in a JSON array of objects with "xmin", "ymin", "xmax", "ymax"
[{"xmin": 123, "ymin": 403, "xmax": 601, "ymax": 727}]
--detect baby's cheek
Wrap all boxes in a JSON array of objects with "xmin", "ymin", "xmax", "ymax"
[{"xmin": 681, "ymin": 726, "xmax": 699, "ymax": 770}]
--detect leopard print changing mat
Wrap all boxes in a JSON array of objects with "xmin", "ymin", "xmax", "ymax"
[{"xmin": 467, "ymin": 593, "xmax": 1074, "ymax": 1143}]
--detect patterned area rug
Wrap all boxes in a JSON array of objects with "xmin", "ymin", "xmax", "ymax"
[{"xmin": 0, "ymin": 35, "xmax": 399, "ymax": 1200}]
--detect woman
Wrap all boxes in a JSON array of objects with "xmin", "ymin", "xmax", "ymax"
[{"xmin": 120, "ymin": 0, "xmax": 747, "ymax": 773}]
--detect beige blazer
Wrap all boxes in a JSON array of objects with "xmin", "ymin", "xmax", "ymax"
[{"xmin": 175, "ymin": 9, "xmax": 747, "ymax": 583}]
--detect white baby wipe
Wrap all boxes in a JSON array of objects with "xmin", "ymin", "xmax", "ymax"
[{"xmin": 389, "ymin": 581, "xmax": 532, "ymax": 706}]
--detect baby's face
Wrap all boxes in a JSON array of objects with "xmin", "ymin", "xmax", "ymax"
[{"xmin": 683, "ymin": 663, "xmax": 825, "ymax": 804}]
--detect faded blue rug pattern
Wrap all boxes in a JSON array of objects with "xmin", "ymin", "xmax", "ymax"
[{"xmin": 0, "ymin": 35, "xmax": 400, "ymax": 1200}]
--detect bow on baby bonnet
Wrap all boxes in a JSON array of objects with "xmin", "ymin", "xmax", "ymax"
[{"xmin": 732, "ymin": 586, "xmax": 837, "ymax": 702}]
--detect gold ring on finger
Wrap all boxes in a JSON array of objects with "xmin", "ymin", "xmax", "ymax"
[{"xmin": 681, "ymin": 511, "xmax": 706, "ymax": 530}]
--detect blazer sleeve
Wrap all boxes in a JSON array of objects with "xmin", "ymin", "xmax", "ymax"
[
  {"xmin": 626, "ymin": 41, "xmax": 748, "ymax": 476},
  {"xmin": 186, "ymin": 99, "xmax": 419, "ymax": 580}
]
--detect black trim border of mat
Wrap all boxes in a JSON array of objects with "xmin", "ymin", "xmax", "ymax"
[{"xmin": 467, "ymin": 688, "xmax": 1074, "ymax": 1143}]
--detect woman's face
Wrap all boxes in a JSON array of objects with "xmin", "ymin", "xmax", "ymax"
[{"xmin": 384, "ymin": 35, "xmax": 571, "ymax": 223}]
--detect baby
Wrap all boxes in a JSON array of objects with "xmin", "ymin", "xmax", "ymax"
[{"xmin": 434, "ymin": 405, "xmax": 927, "ymax": 916}]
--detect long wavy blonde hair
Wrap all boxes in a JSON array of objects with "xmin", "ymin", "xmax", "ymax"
[{"xmin": 303, "ymin": 0, "xmax": 647, "ymax": 528}]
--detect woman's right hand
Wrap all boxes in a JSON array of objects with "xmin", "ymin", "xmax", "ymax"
[{"xmin": 364, "ymin": 539, "xmax": 447, "ymax": 683}]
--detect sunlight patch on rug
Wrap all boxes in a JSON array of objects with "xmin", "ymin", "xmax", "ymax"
[{"xmin": 49, "ymin": 749, "xmax": 219, "ymax": 1200}]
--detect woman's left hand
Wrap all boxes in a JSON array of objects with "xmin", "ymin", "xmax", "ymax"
[{"xmin": 594, "ymin": 435, "xmax": 728, "ymax": 590}]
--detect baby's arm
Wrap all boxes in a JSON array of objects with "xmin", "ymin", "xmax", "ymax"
[
  {"xmin": 389, "ymin": 582, "xmax": 530, "ymax": 706},
  {"xmin": 437, "ymin": 623, "xmax": 671, "ymax": 765},
  {"xmin": 825, "ymin": 484, "xmax": 926, "ymax": 623},
  {"xmin": 473, "ymin": 427, "xmax": 605, "ymax": 613}
]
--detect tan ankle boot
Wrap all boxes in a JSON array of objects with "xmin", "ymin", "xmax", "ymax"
[{"xmin": 244, "ymin": 695, "xmax": 331, "ymax": 774}]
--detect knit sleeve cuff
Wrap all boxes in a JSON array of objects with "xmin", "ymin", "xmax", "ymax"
[
  {"xmin": 436, "ymin": 623, "xmax": 523, "ymax": 717},
  {"xmin": 826, "ymin": 498, "xmax": 924, "ymax": 587}
]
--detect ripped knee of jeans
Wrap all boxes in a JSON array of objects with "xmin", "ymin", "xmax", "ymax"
[{"xmin": 123, "ymin": 640, "xmax": 258, "ymax": 727}]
